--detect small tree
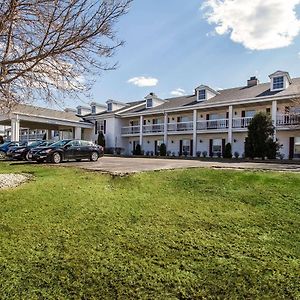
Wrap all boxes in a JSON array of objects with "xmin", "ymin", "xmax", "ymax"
[
  {"xmin": 134, "ymin": 144, "xmax": 142, "ymax": 155},
  {"xmin": 42, "ymin": 133, "xmax": 47, "ymax": 140},
  {"xmin": 223, "ymin": 143, "xmax": 232, "ymax": 158},
  {"xmin": 245, "ymin": 112, "xmax": 279, "ymax": 159},
  {"xmin": 97, "ymin": 131, "xmax": 105, "ymax": 148},
  {"xmin": 160, "ymin": 143, "xmax": 167, "ymax": 156}
]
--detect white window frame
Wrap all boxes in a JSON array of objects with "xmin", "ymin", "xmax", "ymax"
[
  {"xmin": 198, "ymin": 89, "xmax": 206, "ymax": 101},
  {"xmin": 146, "ymin": 98, "xmax": 153, "ymax": 108},
  {"xmin": 212, "ymin": 139, "xmax": 222, "ymax": 154},
  {"xmin": 107, "ymin": 103, "xmax": 113, "ymax": 112},
  {"xmin": 272, "ymin": 76, "xmax": 284, "ymax": 90}
]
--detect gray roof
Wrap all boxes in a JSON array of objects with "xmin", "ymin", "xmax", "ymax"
[
  {"xmin": 118, "ymin": 77, "xmax": 300, "ymax": 115},
  {"xmin": 12, "ymin": 103, "xmax": 84, "ymax": 122}
]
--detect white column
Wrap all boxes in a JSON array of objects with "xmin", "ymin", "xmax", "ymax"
[
  {"xmin": 164, "ymin": 112, "xmax": 168, "ymax": 146},
  {"xmin": 228, "ymin": 105, "xmax": 233, "ymax": 144},
  {"xmin": 272, "ymin": 100, "xmax": 277, "ymax": 141},
  {"xmin": 74, "ymin": 127, "xmax": 82, "ymax": 140},
  {"xmin": 139, "ymin": 116, "xmax": 143, "ymax": 147},
  {"xmin": 46, "ymin": 129, "xmax": 52, "ymax": 140},
  {"xmin": 11, "ymin": 118, "xmax": 20, "ymax": 141},
  {"xmin": 193, "ymin": 109, "xmax": 197, "ymax": 157}
]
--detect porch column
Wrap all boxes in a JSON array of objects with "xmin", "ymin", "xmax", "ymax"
[
  {"xmin": 46, "ymin": 129, "xmax": 52, "ymax": 140},
  {"xmin": 193, "ymin": 109, "xmax": 197, "ymax": 157},
  {"xmin": 139, "ymin": 116, "xmax": 143, "ymax": 147},
  {"xmin": 11, "ymin": 118, "xmax": 20, "ymax": 141},
  {"xmin": 272, "ymin": 100, "xmax": 277, "ymax": 141},
  {"xmin": 74, "ymin": 127, "xmax": 82, "ymax": 139},
  {"xmin": 228, "ymin": 105, "xmax": 233, "ymax": 144},
  {"xmin": 164, "ymin": 112, "xmax": 168, "ymax": 146}
]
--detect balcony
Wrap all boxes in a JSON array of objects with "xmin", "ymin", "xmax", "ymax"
[
  {"xmin": 167, "ymin": 122, "xmax": 193, "ymax": 132},
  {"xmin": 232, "ymin": 117, "xmax": 253, "ymax": 129},
  {"xmin": 277, "ymin": 114, "xmax": 300, "ymax": 126},
  {"xmin": 121, "ymin": 126, "xmax": 140, "ymax": 135},
  {"xmin": 197, "ymin": 119, "xmax": 228, "ymax": 131},
  {"xmin": 143, "ymin": 124, "xmax": 164, "ymax": 134}
]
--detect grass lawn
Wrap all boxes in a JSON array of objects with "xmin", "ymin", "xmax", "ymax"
[{"xmin": 0, "ymin": 162, "xmax": 300, "ymax": 299}]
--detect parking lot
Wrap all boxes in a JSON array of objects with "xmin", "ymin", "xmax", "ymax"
[{"xmin": 51, "ymin": 156, "xmax": 300, "ymax": 174}]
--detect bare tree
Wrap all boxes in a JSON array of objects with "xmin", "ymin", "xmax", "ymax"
[{"xmin": 0, "ymin": 0, "xmax": 132, "ymax": 110}]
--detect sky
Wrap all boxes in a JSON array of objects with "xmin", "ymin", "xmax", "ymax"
[{"xmin": 69, "ymin": 0, "xmax": 300, "ymax": 108}]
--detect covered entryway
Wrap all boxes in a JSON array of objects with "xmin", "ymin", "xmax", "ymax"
[{"xmin": 0, "ymin": 104, "xmax": 93, "ymax": 141}]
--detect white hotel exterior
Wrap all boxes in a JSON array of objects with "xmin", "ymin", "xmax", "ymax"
[
  {"xmin": 82, "ymin": 70, "xmax": 300, "ymax": 160},
  {"xmin": 1, "ymin": 70, "xmax": 300, "ymax": 160}
]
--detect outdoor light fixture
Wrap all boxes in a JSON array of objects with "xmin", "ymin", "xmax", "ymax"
[
  {"xmin": 234, "ymin": 139, "xmax": 237, "ymax": 143},
  {"xmin": 200, "ymin": 115, "xmax": 203, "ymax": 118},
  {"xmin": 147, "ymin": 141, "xmax": 150, "ymax": 144},
  {"xmin": 234, "ymin": 111, "xmax": 237, "ymax": 115},
  {"xmin": 172, "ymin": 117, "xmax": 175, "ymax": 121},
  {"xmin": 129, "ymin": 141, "xmax": 131, "ymax": 144},
  {"xmin": 171, "ymin": 140, "xmax": 174, "ymax": 143},
  {"xmin": 199, "ymin": 140, "xmax": 203, "ymax": 143}
]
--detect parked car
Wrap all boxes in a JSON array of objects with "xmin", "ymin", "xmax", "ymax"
[
  {"xmin": 31, "ymin": 139, "xmax": 103, "ymax": 163},
  {"xmin": 0, "ymin": 141, "xmax": 27, "ymax": 160},
  {"xmin": 7, "ymin": 140, "xmax": 54, "ymax": 161}
]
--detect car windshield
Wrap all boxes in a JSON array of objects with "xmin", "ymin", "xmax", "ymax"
[
  {"xmin": 50, "ymin": 140, "xmax": 70, "ymax": 147},
  {"xmin": 28, "ymin": 141, "xmax": 42, "ymax": 147}
]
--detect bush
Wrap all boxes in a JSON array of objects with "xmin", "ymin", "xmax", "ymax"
[
  {"xmin": 160, "ymin": 143, "xmax": 167, "ymax": 156},
  {"xmin": 224, "ymin": 143, "xmax": 232, "ymax": 158},
  {"xmin": 266, "ymin": 138, "xmax": 281, "ymax": 159},
  {"xmin": 97, "ymin": 131, "xmax": 105, "ymax": 148},
  {"xmin": 196, "ymin": 151, "xmax": 201, "ymax": 158},
  {"xmin": 234, "ymin": 151, "xmax": 239, "ymax": 159},
  {"xmin": 167, "ymin": 151, "xmax": 171, "ymax": 156},
  {"xmin": 202, "ymin": 151, "xmax": 208, "ymax": 158}
]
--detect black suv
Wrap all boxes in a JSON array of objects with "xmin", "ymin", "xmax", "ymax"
[{"xmin": 31, "ymin": 139, "xmax": 103, "ymax": 163}]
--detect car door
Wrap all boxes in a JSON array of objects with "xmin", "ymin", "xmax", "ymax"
[
  {"xmin": 80, "ymin": 141, "xmax": 92, "ymax": 158},
  {"xmin": 71, "ymin": 140, "xmax": 83, "ymax": 159},
  {"xmin": 64, "ymin": 141, "xmax": 77, "ymax": 160}
]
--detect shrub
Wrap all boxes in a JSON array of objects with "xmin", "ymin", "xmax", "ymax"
[
  {"xmin": 217, "ymin": 152, "xmax": 222, "ymax": 158},
  {"xmin": 133, "ymin": 144, "xmax": 142, "ymax": 155},
  {"xmin": 160, "ymin": 143, "xmax": 167, "ymax": 156},
  {"xmin": 167, "ymin": 151, "xmax": 171, "ymax": 156},
  {"xmin": 196, "ymin": 151, "xmax": 201, "ymax": 158},
  {"xmin": 224, "ymin": 143, "xmax": 232, "ymax": 158},
  {"xmin": 234, "ymin": 151, "xmax": 239, "ymax": 159},
  {"xmin": 202, "ymin": 151, "xmax": 208, "ymax": 158},
  {"xmin": 97, "ymin": 131, "xmax": 105, "ymax": 148},
  {"xmin": 266, "ymin": 138, "xmax": 281, "ymax": 159},
  {"xmin": 183, "ymin": 151, "xmax": 188, "ymax": 157},
  {"xmin": 172, "ymin": 152, "xmax": 176, "ymax": 157}
]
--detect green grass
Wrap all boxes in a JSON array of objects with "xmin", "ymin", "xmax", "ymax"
[{"xmin": 0, "ymin": 162, "xmax": 300, "ymax": 299}]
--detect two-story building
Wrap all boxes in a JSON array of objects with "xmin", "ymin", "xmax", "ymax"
[{"xmin": 83, "ymin": 70, "xmax": 300, "ymax": 160}]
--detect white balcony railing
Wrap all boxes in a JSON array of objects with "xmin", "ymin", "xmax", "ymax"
[
  {"xmin": 232, "ymin": 117, "xmax": 253, "ymax": 129},
  {"xmin": 121, "ymin": 126, "xmax": 140, "ymax": 135},
  {"xmin": 143, "ymin": 124, "xmax": 164, "ymax": 134},
  {"xmin": 277, "ymin": 114, "xmax": 300, "ymax": 126},
  {"xmin": 167, "ymin": 122, "xmax": 193, "ymax": 132},
  {"xmin": 197, "ymin": 119, "xmax": 229, "ymax": 130}
]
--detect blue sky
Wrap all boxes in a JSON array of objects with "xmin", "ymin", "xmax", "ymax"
[{"xmin": 72, "ymin": 0, "xmax": 300, "ymax": 108}]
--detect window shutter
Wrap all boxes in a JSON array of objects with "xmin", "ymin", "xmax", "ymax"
[
  {"xmin": 177, "ymin": 117, "xmax": 181, "ymax": 123},
  {"xmin": 241, "ymin": 111, "xmax": 245, "ymax": 117},
  {"xmin": 143, "ymin": 120, "xmax": 146, "ymax": 125},
  {"xmin": 209, "ymin": 139, "xmax": 213, "ymax": 157},
  {"xmin": 179, "ymin": 140, "xmax": 183, "ymax": 156},
  {"xmin": 104, "ymin": 120, "xmax": 107, "ymax": 134},
  {"xmin": 154, "ymin": 141, "xmax": 158, "ymax": 155},
  {"xmin": 95, "ymin": 121, "xmax": 98, "ymax": 134},
  {"xmin": 190, "ymin": 140, "xmax": 193, "ymax": 156},
  {"xmin": 206, "ymin": 114, "xmax": 210, "ymax": 120},
  {"xmin": 289, "ymin": 137, "xmax": 295, "ymax": 159},
  {"xmin": 226, "ymin": 112, "xmax": 229, "ymax": 119},
  {"xmin": 222, "ymin": 139, "xmax": 226, "ymax": 157}
]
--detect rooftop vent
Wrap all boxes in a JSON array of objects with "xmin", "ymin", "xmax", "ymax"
[{"xmin": 247, "ymin": 76, "xmax": 259, "ymax": 87}]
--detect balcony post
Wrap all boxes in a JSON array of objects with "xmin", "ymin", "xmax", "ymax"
[
  {"xmin": 272, "ymin": 100, "xmax": 277, "ymax": 141},
  {"xmin": 193, "ymin": 109, "xmax": 197, "ymax": 157},
  {"xmin": 228, "ymin": 105, "xmax": 233, "ymax": 143},
  {"xmin": 164, "ymin": 112, "xmax": 168, "ymax": 146},
  {"xmin": 11, "ymin": 117, "xmax": 20, "ymax": 141},
  {"xmin": 139, "ymin": 115, "xmax": 143, "ymax": 147}
]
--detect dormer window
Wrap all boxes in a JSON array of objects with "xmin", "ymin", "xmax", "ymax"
[
  {"xmin": 198, "ymin": 90, "xmax": 206, "ymax": 101},
  {"xmin": 77, "ymin": 108, "xmax": 81, "ymax": 115},
  {"xmin": 91, "ymin": 105, "xmax": 96, "ymax": 114},
  {"xmin": 146, "ymin": 98, "xmax": 153, "ymax": 108},
  {"xmin": 107, "ymin": 102, "xmax": 112, "ymax": 112},
  {"xmin": 273, "ymin": 76, "xmax": 284, "ymax": 90}
]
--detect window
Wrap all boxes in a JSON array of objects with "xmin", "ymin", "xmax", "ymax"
[
  {"xmin": 212, "ymin": 139, "xmax": 222, "ymax": 154},
  {"xmin": 91, "ymin": 106, "xmax": 96, "ymax": 114},
  {"xmin": 107, "ymin": 103, "xmax": 112, "ymax": 112},
  {"xmin": 96, "ymin": 120, "xmax": 106, "ymax": 134},
  {"xmin": 273, "ymin": 76, "xmax": 284, "ymax": 90},
  {"xmin": 295, "ymin": 137, "xmax": 300, "ymax": 158},
  {"xmin": 182, "ymin": 140, "xmax": 190, "ymax": 154},
  {"xmin": 77, "ymin": 108, "xmax": 81, "ymax": 115},
  {"xmin": 245, "ymin": 110, "xmax": 255, "ymax": 118},
  {"xmin": 198, "ymin": 89, "xmax": 206, "ymax": 101},
  {"xmin": 146, "ymin": 98, "xmax": 153, "ymax": 108}
]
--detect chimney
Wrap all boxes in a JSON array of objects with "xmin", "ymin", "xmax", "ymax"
[{"xmin": 247, "ymin": 76, "xmax": 259, "ymax": 87}]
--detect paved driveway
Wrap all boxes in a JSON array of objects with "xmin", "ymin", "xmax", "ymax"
[{"xmin": 57, "ymin": 156, "xmax": 300, "ymax": 174}]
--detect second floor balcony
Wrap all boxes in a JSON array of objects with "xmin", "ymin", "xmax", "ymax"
[{"xmin": 121, "ymin": 113, "xmax": 300, "ymax": 136}]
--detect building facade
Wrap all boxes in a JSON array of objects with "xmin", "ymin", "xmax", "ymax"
[{"xmin": 82, "ymin": 71, "xmax": 300, "ymax": 160}]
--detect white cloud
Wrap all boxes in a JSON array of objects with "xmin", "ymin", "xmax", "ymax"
[
  {"xmin": 202, "ymin": 0, "xmax": 300, "ymax": 50},
  {"xmin": 128, "ymin": 76, "xmax": 158, "ymax": 87},
  {"xmin": 170, "ymin": 88, "xmax": 186, "ymax": 97}
]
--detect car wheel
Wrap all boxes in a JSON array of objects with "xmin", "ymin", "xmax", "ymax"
[
  {"xmin": 90, "ymin": 151, "xmax": 99, "ymax": 162},
  {"xmin": 25, "ymin": 152, "xmax": 31, "ymax": 161},
  {"xmin": 52, "ymin": 152, "xmax": 62, "ymax": 164},
  {"xmin": 0, "ymin": 151, "xmax": 6, "ymax": 160}
]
